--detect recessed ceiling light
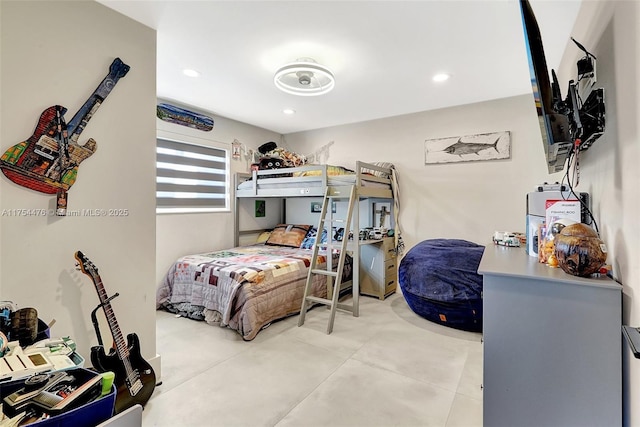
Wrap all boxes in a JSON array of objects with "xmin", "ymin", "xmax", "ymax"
[
  {"xmin": 283, "ymin": 109, "xmax": 296, "ymax": 115},
  {"xmin": 433, "ymin": 73, "xmax": 450, "ymax": 82},
  {"xmin": 183, "ymin": 69, "xmax": 200, "ymax": 78}
]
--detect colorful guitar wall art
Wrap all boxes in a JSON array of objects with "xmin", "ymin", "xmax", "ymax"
[{"xmin": 0, "ymin": 58, "xmax": 130, "ymax": 216}]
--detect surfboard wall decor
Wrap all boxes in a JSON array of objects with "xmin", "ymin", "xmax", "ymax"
[{"xmin": 156, "ymin": 103, "xmax": 214, "ymax": 132}]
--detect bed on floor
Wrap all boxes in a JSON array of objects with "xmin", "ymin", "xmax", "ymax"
[{"xmin": 156, "ymin": 225, "xmax": 351, "ymax": 341}]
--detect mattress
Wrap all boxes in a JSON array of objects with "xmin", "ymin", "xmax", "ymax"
[{"xmin": 237, "ymin": 175, "xmax": 389, "ymax": 191}]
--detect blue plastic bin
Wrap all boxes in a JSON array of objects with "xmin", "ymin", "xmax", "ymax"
[{"xmin": 0, "ymin": 368, "xmax": 116, "ymax": 426}]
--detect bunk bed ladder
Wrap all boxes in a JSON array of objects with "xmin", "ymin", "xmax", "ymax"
[{"xmin": 298, "ymin": 185, "xmax": 356, "ymax": 334}]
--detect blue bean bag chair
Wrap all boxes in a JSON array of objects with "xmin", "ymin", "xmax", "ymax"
[{"xmin": 399, "ymin": 239, "xmax": 484, "ymax": 332}]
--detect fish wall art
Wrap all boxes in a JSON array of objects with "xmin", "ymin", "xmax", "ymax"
[{"xmin": 425, "ymin": 131, "xmax": 511, "ymax": 165}]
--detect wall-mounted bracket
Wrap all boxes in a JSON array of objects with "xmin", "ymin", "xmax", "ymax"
[{"xmin": 622, "ymin": 325, "xmax": 640, "ymax": 358}]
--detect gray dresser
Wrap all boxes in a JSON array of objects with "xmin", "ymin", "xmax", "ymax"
[{"xmin": 478, "ymin": 245, "xmax": 621, "ymax": 427}]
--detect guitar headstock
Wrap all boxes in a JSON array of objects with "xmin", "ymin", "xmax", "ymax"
[
  {"xmin": 110, "ymin": 58, "xmax": 131, "ymax": 79},
  {"xmin": 74, "ymin": 251, "xmax": 99, "ymax": 280}
]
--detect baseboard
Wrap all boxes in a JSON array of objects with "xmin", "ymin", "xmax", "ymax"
[{"xmin": 148, "ymin": 353, "xmax": 162, "ymax": 383}]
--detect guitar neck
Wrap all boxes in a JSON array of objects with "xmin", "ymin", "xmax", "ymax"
[
  {"xmin": 66, "ymin": 58, "xmax": 130, "ymax": 141},
  {"xmin": 94, "ymin": 277, "xmax": 130, "ymax": 360},
  {"xmin": 67, "ymin": 99, "xmax": 103, "ymax": 143}
]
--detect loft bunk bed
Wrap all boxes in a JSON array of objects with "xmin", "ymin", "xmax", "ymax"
[
  {"xmin": 156, "ymin": 161, "xmax": 397, "ymax": 341},
  {"xmin": 235, "ymin": 162, "xmax": 393, "ymax": 198},
  {"xmin": 234, "ymin": 161, "xmax": 394, "ymax": 243},
  {"xmin": 235, "ymin": 161, "xmax": 397, "ymax": 331}
]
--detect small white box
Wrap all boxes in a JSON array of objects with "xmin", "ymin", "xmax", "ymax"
[{"xmin": 545, "ymin": 199, "xmax": 582, "ymax": 228}]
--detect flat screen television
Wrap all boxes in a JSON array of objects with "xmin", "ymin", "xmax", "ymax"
[{"xmin": 519, "ymin": 0, "xmax": 572, "ymax": 173}]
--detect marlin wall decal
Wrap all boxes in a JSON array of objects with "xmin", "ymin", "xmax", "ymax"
[{"xmin": 443, "ymin": 137, "xmax": 501, "ymax": 157}]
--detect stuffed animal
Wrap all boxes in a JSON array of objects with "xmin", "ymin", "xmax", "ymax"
[
  {"xmin": 258, "ymin": 157, "xmax": 285, "ymax": 170},
  {"xmin": 250, "ymin": 141, "xmax": 306, "ymax": 176},
  {"xmin": 258, "ymin": 141, "xmax": 278, "ymax": 154}
]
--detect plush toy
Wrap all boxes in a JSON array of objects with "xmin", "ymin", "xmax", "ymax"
[
  {"xmin": 258, "ymin": 157, "xmax": 285, "ymax": 170},
  {"xmin": 258, "ymin": 141, "xmax": 277, "ymax": 154},
  {"xmin": 250, "ymin": 142, "xmax": 307, "ymax": 177}
]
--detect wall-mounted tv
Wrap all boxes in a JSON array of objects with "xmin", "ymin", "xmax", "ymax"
[
  {"xmin": 520, "ymin": 0, "xmax": 606, "ymax": 174},
  {"xmin": 519, "ymin": 0, "xmax": 572, "ymax": 173}
]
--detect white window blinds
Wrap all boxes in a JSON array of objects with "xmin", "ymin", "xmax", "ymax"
[{"xmin": 156, "ymin": 138, "xmax": 229, "ymax": 213}]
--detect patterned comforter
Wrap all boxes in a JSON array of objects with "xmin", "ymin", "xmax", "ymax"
[{"xmin": 156, "ymin": 244, "xmax": 351, "ymax": 340}]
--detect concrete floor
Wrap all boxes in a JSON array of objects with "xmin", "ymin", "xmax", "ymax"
[{"xmin": 144, "ymin": 292, "xmax": 483, "ymax": 427}]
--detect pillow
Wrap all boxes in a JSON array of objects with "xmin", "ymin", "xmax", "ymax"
[
  {"xmin": 293, "ymin": 165, "xmax": 354, "ymax": 177},
  {"xmin": 362, "ymin": 162, "xmax": 393, "ymax": 178},
  {"xmin": 256, "ymin": 231, "xmax": 272, "ymax": 243},
  {"xmin": 300, "ymin": 227, "xmax": 328, "ymax": 249},
  {"xmin": 265, "ymin": 224, "xmax": 313, "ymax": 248}
]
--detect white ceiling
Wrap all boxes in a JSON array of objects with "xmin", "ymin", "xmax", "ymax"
[{"xmin": 97, "ymin": 0, "xmax": 582, "ymax": 135}]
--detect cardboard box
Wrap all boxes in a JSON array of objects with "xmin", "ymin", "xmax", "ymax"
[
  {"xmin": 526, "ymin": 190, "xmax": 589, "ymax": 257},
  {"xmin": 545, "ymin": 199, "xmax": 582, "ymax": 228},
  {"xmin": 539, "ymin": 199, "xmax": 582, "ymax": 265}
]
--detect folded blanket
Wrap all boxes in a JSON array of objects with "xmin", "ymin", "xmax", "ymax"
[{"xmin": 292, "ymin": 165, "xmax": 354, "ymax": 177}]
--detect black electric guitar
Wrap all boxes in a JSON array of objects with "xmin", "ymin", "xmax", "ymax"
[{"xmin": 74, "ymin": 251, "xmax": 155, "ymax": 414}]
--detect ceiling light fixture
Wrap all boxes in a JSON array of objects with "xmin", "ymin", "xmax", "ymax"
[
  {"xmin": 282, "ymin": 109, "xmax": 296, "ymax": 115},
  {"xmin": 274, "ymin": 58, "xmax": 335, "ymax": 96}
]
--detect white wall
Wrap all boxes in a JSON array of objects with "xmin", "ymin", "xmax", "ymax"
[
  {"xmin": 285, "ymin": 198, "xmax": 390, "ymax": 235},
  {"xmin": 285, "ymin": 94, "xmax": 562, "ymax": 252},
  {"xmin": 155, "ymin": 105, "xmax": 280, "ymax": 285},
  {"xmin": 555, "ymin": 1, "xmax": 639, "ymax": 424},
  {"xmin": 0, "ymin": 1, "xmax": 157, "ymax": 371}
]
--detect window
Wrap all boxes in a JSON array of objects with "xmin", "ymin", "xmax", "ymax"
[{"xmin": 156, "ymin": 138, "xmax": 229, "ymax": 214}]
